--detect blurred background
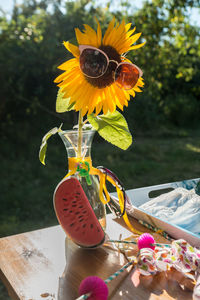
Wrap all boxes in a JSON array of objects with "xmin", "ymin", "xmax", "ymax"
[{"xmin": 0, "ymin": 0, "xmax": 200, "ymax": 297}]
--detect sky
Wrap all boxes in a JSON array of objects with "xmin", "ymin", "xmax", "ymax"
[{"xmin": 0, "ymin": 0, "xmax": 200, "ymax": 26}]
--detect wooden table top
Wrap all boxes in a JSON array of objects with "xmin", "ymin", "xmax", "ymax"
[{"xmin": 0, "ymin": 214, "xmax": 194, "ymax": 300}]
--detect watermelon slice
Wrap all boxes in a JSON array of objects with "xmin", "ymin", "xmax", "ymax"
[{"xmin": 53, "ymin": 177, "xmax": 105, "ymax": 248}]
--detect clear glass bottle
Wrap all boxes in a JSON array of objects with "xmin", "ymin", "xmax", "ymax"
[{"xmin": 59, "ymin": 129, "xmax": 106, "ymax": 230}]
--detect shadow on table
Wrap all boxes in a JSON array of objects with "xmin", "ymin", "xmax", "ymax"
[
  {"xmin": 113, "ymin": 267, "xmax": 194, "ymax": 300},
  {"xmin": 57, "ymin": 237, "xmax": 128, "ymax": 299}
]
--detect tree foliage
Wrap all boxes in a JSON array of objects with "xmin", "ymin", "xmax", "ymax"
[
  {"xmin": 128, "ymin": 0, "xmax": 200, "ymax": 128},
  {"xmin": 0, "ymin": 0, "xmax": 200, "ymax": 136}
]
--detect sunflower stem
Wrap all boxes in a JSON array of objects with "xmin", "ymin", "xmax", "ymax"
[{"xmin": 77, "ymin": 110, "xmax": 83, "ymax": 158}]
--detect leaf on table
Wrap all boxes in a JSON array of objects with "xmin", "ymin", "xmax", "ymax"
[{"xmin": 87, "ymin": 111, "xmax": 132, "ymax": 150}]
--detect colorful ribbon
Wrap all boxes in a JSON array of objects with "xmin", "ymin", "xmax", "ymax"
[{"xmin": 137, "ymin": 239, "xmax": 200, "ymax": 276}]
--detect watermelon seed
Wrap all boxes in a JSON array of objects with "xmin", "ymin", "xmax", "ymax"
[
  {"xmin": 72, "ymin": 204, "xmax": 77, "ymax": 207},
  {"xmin": 62, "ymin": 198, "xmax": 68, "ymax": 201},
  {"xmin": 79, "ymin": 205, "xmax": 83, "ymax": 208},
  {"xmin": 69, "ymin": 210, "xmax": 73, "ymax": 213},
  {"xmin": 75, "ymin": 211, "xmax": 80, "ymax": 215},
  {"xmin": 79, "ymin": 218, "xmax": 84, "ymax": 222},
  {"xmin": 83, "ymin": 210, "xmax": 87, "ymax": 214},
  {"xmin": 90, "ymin": 224, "xmax": 93, "ymax": 229},
  {"xmin": 97, "ymin": 228, "xmax": 100, "ymax": 232},
  {"xmin": 63, "ymin": 208, "xmax": 68, "ymax": 211},
  {"xmin": 70, "ymin": 223, "xmax": 75, "ymax": 227},
  {"xmin": 82, "ymin": 224, "xmax": 86, "ymax": 228},
  {"xmin": 78, "ymin": 215, "xmax": 83, "ymax": 218}
]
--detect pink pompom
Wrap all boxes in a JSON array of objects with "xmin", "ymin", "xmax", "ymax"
[
  {"xmin": 138, "ymin": 233, "xmax": 155, "ymax": 250},
  {"xmin": 79, "ymin": 276, "xmax": 108, "ymax": 300}
]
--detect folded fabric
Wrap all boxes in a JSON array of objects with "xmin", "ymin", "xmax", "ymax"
[{"xmin": 139, "ymin": 187, "xmax": 200, "ymax": 235}]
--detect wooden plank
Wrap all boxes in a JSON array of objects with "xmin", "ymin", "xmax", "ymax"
[
  {"xmin": 0, "ymin": 215, "xmax": 131, "ymax": 300},
  {"xmin": 0, "ymin": 225, "xmax": 66, "ymax": 299},
  {"xmin": 0, "ymin": 214, "xmax": 194, "ymax": 300}
]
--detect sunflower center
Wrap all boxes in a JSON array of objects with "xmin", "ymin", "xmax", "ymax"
[{"xmin": 84, "ymin": 45, "xmax": 121, "ymax": 89}]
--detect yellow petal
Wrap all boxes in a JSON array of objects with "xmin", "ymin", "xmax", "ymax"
[
  {"xmin": 80, "ymin": 105, "xmax": 88, "ymax": 117},
  {"xmin": 63, "ymin": 41, "xmax": 79, "ymax": 57},
  {"xmin": 124, "ymin": 89, "xmax": 130, "ymax": 101},
  {"xmin": 58, "ymin": 58, "xmax": 78, "ymax": 70},
  {"xmin": 74, "ymin": 81, "xmax": 92, "ymax": 111},
  {"xmin": 113, "ymin": 37, "xmax": 129, "ymax": 54},
  {"xmin": 128, "ymin": 89, "xmax": 136, "ymax": 97},
  {"xmin": 67, "ymin": 83, "xmax": 85, "ymax": 104},
  {"xmin": 83, "ymin": 24, "xmax": 98, "ymax": 47},
  {"xmin": 95, "ymin": 102, "xmax": 102, "ymax": 116},
  {"xmin": 108, "ymin": 87, "xmax": 116, "ymax": 113},
  {"xmin": 86, "ymin": 90, "xmax": 96, "ymax": 115},
  {"xmin": 133, "ymin": 86, "xmax": 142, "ymax": 92},
  {"xmin": 96, "ymin": 18, "xmax": 102, "ymax": 47},
  {"xmin": 104, "ymin": 87, "xmax": 114, "ymax": 113},
  {"xmin": 54, "ymin": 72, "xmax": 67, "ymax": 83},
  {"xmin": 75, "ymin": 28, "xmax": 90, "ymax": 45},
  {"xmin": 98, "ymin": 90, "xmax": 107, "ymax": 115},
  {"xmin": 113, "ymin": 84, "xmax": 127, "ymax": 107},
  {"xmin": 62, "ymin": 74, "xmax": 83, "ymax": 96},
  {"xmin": 125, "ymin": 23, "xmax": 132, "ymax": 32},
  {"xmin": 106, "ymin": 21, "xmax": 124, "ymax": 48},
  {"xmin": 137, "ymin": 78, "xmax": 144, "ymax": 87},
  {"xmin": 115, "ymin": 20, "xmax": 126, "ymax": 37},
  {"xmin": 119, "ymin": 43, "xmax": 134, "ymax": 54},
  {"xmin": 130, "ymin": 32, "xmax": 142, "ymax": 44},
  {"xmin": 103, "ymin": 17, "xmax": 115, "ymax": 44},
  {"xmin": 88, "ymin": 89, "xmax": 98, "ymax": 114},
  {"xmin": 126, "ymin": 27, "xmax": 136, "ymax": 37},
  {"xmin": 105, "ymin": 28, "xmax": 117, "ymax": 46},
  {"xmin": 110, "ymin": 85, "xmax": 123, "ymax": 110},
  {"xmin": 81, "ymin": 84, "xmax": 94, "ymax": 109},
  {"xmin": 129, "ymin": 42, "xmax": 146, "ymax": 50},
  {"xmin": 110, "ymin": 21, "xmax": 126, "ymax": 50},
  {"xmin": 58, "ymin": 67, "xmax": 80, "ymax": 86}
]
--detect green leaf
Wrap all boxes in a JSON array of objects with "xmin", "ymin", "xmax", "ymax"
[
  {"xmin": 56, "ymin": 88, "xmax": 75, "ymax": 113},
  {"xmin": 87, "ymin": 111, "xmax": 132, "ymax": 150},
  {"xmin": 39, "ymin": 126, "xmax": 62, "ymax": 165}
]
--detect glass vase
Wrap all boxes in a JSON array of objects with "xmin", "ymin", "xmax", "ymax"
[{"xmin": 58, "ymin": 129, "xmax": 106, "ymax": 230}]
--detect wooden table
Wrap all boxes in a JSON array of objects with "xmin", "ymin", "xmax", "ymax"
[{"xmin": 0, "ymin": 214, "xmax": 194, "ymax": 300}]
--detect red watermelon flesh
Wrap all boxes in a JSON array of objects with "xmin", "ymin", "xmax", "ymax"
[{"xmin": 53, "ymin": 177, "xmax": 105, "ymax": 248}]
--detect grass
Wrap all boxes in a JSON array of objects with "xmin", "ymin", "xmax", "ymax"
[{"xmin": 0, "ymin": 128, "xmax": 200, "ymax": 299}]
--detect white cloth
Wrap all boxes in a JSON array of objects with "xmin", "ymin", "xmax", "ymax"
[{"xmin": 139, "ymin": 187, "xmax": 200, "ymax": 235}]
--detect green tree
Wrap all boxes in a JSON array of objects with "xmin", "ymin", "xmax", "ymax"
[
  {"xmin": 0, "ymin": 0, "xmax": 200, "ymax": 135},
  {"xmin": 126, "ymin": 0, "xmax": 200, "ymax": 128}
]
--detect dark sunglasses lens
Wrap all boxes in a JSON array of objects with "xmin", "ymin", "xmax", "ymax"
[
  {"xmin": 80, "ymin": 48, "xmax": 107, "ymax": 77},
  {"xmin": 115, "ymin": 63, "xmax": 140, "ymax": 90}
]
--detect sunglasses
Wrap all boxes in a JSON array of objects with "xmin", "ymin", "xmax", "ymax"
[{"xmin": 79, "ymin": 45, "xmax": 143, "ymax": 90}]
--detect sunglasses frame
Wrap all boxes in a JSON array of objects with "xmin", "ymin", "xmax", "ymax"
[{"xmin": 79, "ymin": 45, "xmax": 143, "ymax": 89}]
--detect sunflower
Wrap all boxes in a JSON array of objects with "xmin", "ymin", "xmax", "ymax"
[{"xmin": 54, "ymin": 18, "xmax": 145, "ymax": 116}]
